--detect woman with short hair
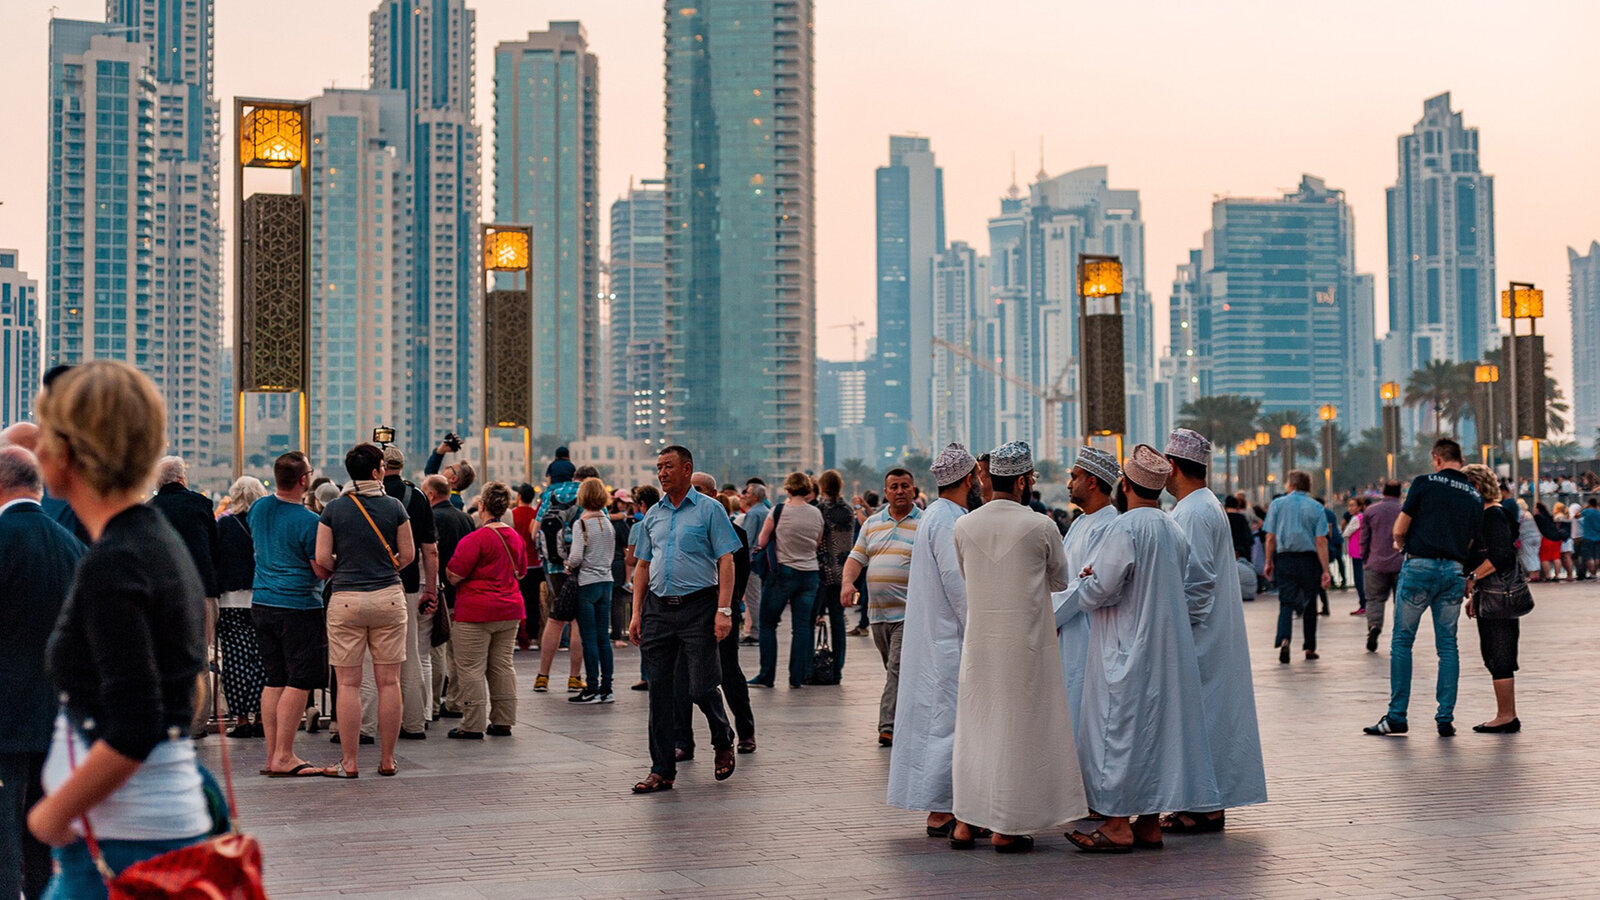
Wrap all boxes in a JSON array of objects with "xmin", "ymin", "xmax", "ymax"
[
  {"xmin": 216, "ymin": 475, "xmax": 270, "ymax": 737},
  {"xmin": 317, "ymin": 443, "xmax": 415, "ymax": 777},
  {"xmin": 565, "ymin": 477, "xmax": 616, "ymax": 704},
  {"xmin": 1462, "ymin": 464, "xmax": 1524, "ymax": 733},
  {"xmin": 750, "ymin": 472, "xmax": 825, "ymax": 688},
  {"xmin": 445, "ymin": 482, "xmax": 527, "ymax": 737},
  {"xmin": 27, "ymin": 361, "xmax": 213, "ymax": 896}
]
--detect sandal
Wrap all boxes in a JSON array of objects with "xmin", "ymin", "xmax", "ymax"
[
  {"xmin": 1067, "ymin": 829, "xmax": 1133, "ymax": 853},
  {"xmin": 736, "ymin": 739, "xmax": 757, "ymax": 754},
  {"xmin": 1159, "ymin": 811, "xmax": 1225, "ymax": 834},
  {"xmin": 631, "ymin": 773, "xmax": 674, "ymax": 794},
  {"xmin": 378, "ymin": 764, "xmax": 398, "ymax": 777},
  {"xmin": 714, "ymin": 747, "xmax": 736, "ymax": 781},
  {"xmin": 267, "ymin": 762, "xmax": 325, "ymax": 778},
  {"xmin": 926, "ymin": 819, "xmax": 957, "ymax": 838},
  {"xmin": 323, "ymin": 762, "xmax": 359, "ymax": 779},
  {"xmin": 993, "ymin": 834, "xmax": 1035, "ymax": 854}
]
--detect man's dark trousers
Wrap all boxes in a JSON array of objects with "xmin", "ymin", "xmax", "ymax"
[
  {"xmin": 0, "ymin": 751, "xmax": 48, "ymax": 899},
  {"xmin": 674, "ymin": 623, "xmax": 754, "ymax": 753},
  {"xmin": 643, "ymin": 590, "xmax": 733, "ymax": 779},
  {"xmin": 1274, "ymin": 552, "xmax": 1321, "ymax": 651}
]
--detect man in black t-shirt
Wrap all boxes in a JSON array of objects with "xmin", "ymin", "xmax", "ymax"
[
  {"xmin": 373, "ymin": 447, "xmax": 439, "ymax": 740},
  {"xmin": 1364, "ymin": 438, "xmax": 1482, "ymax": 738}
]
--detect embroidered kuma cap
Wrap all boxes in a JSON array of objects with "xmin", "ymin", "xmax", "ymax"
[{"xmin": 988, "ymin": 441, "xmax": 1034, "ymax": 478}]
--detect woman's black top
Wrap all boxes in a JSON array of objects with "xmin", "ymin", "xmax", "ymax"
[
  {"xmin": 1469, "ymin": 505, "xmax": 1520, "ymax": 576},
  {"xmin": 214, "ymin": 513, "xmax": 255, "ymax": 594},
  {"xmin": 46, "ymin": 505, "xmax": 206, "ymax": 760}
]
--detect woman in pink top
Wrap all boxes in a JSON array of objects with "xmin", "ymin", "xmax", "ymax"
[
  {"xmin": 445, "ymin": 482, "xmax": 527, "ymax": 739},
  {"xmin": 1343, "ymin": 497, "xmax": 1367, "ymax": 616}
]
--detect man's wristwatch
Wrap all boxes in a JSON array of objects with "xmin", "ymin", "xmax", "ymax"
[{"xmin": 716, "ymin": 607, "xmax": 733, "ymax": 617}]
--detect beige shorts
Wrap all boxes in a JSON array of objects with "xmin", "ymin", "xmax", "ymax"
[{"xmin": 327, "ymin": 584, "xmax": 408, "ymax": 667}]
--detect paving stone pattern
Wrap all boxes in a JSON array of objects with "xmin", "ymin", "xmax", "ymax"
[{"xmin": 200, "ymin": 579, "xmax": 1600, "ymax": 898}]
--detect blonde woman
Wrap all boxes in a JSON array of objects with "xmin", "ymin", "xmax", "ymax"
[
  {"xmin": 445, "ymin": 482, "xmax": 528, "ymax": 738},
  {"xmin": 566, "ymin": 477, "xmax": 617, "ymax": 704},
  {"xmin": 27, "ymin": 362, "xmax": 212, "ymax": 896},
  {"xmin": 216, "ymin": 476, "xmax": 269, "ymax": 737}
]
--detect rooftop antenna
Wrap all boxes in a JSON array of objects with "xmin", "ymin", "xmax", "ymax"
[
  {"xmin": 1006, "ymin": 151, "xmax": 1020, "ymax": 200},
  {"xmin": 1036, "ymin": 135, "xmax": 1047, "ymax": 182}
]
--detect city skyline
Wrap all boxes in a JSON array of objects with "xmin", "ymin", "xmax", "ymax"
[{"xmin": 4, "ymin": 1, "xmax": 1598, "ymax": 446}]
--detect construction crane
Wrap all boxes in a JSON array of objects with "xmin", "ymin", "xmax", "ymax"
[
  {"xmin": 829, "ymin": 319, "xmax": 868, "ymax": 363},
  {"xmin": 931, "ymin": 336, "xmax": 1076, "ymax": 463}
]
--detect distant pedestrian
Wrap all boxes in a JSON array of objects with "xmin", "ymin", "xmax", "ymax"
[
  {"xmin": 215, "ymin": 475, "xmax": 269, "ymax": 738},
  {"xmin": 425, "ymin": 474, "xmax": 475, "ymax": 718},
  {"xmin": 1262, "ymin": 471, "xmax": 1331, "ymax": 664},
  {"xmin": 1359, "ymin": 482, "xmax": 1404, "ymax": 652},
  {"xmin": 444, "ymin": 482, "xmax": 526, "ymax": 738},
  {"xmin": 566, "ymin": 477, "xmax": 618, "ymax": 704},
  {"xmin": 1343, "ymin": 496, "xmax": 1368, "ymax": 615},
  {"xmin": 546, "ymin": 446, "xmax": 576, "ymax": 484},
  {"xmin": 1365, "ymin": 439, "xmax": 1482, "ymax": 738},
  {"xmin": 812, "ymin": 469, "xmax": 856, "ymax": 681},
  {"xmin": 148, "ymin": 454, "xmax": 220, "ymax": 736},
  {"xmin": 1577, "ymin": 497, "xmax": 1600, "ymax": 580},
  {"xmin": 751, "ymin": 472, "xmax": 824, "ymax": 688}
]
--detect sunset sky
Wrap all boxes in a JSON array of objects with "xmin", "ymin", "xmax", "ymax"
[{"xmin": 4, "ymin": 0, "xmax": 1596, "ymax": 409}]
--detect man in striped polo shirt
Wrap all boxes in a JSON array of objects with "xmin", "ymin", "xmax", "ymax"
[{"xmin": 841, "ymin": 468, "xmax": 921, "ymax": 746}]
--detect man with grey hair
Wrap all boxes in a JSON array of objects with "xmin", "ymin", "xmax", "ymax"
[
  {"xmin": 0, "ymin": 422, "xmax": 86, "ymax": 542},
  {"xmin": 0, "ymin": 445, "xmax": 85, "ymax": 898},
  {"xmin": 738, "ymin": 481, "xmax": 770, "ymax": 643},
  {"xmin": 149, "ymin": 454, "xmax": 222, "ymax": 735}
]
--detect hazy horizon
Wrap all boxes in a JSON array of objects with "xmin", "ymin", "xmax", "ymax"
[{"xmin": 4, "ymin": 0, "xmax": 1596, "ymax": 429}]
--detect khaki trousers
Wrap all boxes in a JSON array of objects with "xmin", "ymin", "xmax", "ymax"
[{"xmin": 453, "ymin": 619, "xmax": 519, "ymax": 733}]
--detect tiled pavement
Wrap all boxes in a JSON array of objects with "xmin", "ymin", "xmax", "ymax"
[{"xmin": 200, "ymin": 579, "xmax": 1600, "ymax": 899}]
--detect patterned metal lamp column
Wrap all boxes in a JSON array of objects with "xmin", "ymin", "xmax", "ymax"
[
  {"xmin": 481, "ymin": 224, "xmax": 534, "ymax": 485},
  {"xmin": 234, "ymin": 99, "xmax": 312, "ymax": 479},
  {"xmin": 1078, "ymin": 254, "xmax": 1126, "ymax": 461}
]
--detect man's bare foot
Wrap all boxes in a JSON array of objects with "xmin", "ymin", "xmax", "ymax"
[
  {"xmin": 1132, "ymin": 814, "xmax": 1163, "ymax": 845},
  {"xmin": 927, "ymin": 813, "xmax": 955, "ymax": 828}
]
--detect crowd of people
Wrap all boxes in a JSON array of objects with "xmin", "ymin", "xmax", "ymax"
[{"xmin": 0, "ymin": 358, "xmax": 1557, "ymax": 893}]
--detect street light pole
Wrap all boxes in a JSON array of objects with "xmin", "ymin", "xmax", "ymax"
[
  {"xmin": 1279, "ymin": 423, "xmax": 1298, "ymax": 487},
  {"xmin": 1380, "ymin": 382, "xmax": 1400, "ymax": 481},
  {"xmin": 1318, "ymin": 405, "xmax": 1337, "ymax": 497}
]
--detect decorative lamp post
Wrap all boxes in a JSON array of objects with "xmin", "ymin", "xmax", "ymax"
[
  {"xmin": 234, "ymin": 98, "xmax": 311, "ymax": 479},
  {"xmin": 1501, "ymin": 282, "xmax": 1545, "ymax": 505},
  {"xmin": 1254, "ymin": 431, "xmax": 1271, "ymax": 502},
  {"xmin": 1078, "ymin": 255, "xmax": 1125, "ymax": 463},
  {"xmin": 1318, "ymin": 405, "xmax": 1338, "ymax": 496},
  {"xmin": 1380, "ymin": 381, "xmax": 1401, "ymax": 481},
  {"xmin": 1279, "ymin": 423, "xmax": 1298, "ymax": 487},
  {"xmin": 1474, "ymin": 364, "xmax": 1500, "ymax": 466},
  {"xmin": 481, "ymin": 223, "xmax": 535, "ymax": 486}
]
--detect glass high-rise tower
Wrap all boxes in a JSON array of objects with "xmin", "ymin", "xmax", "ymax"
[
  {"xmin": 0, "ymin": 250, "xmax": 40, "ymax": 425},
  {"xmin": 609, "ymin": 180, "xmax": 666, "ymax": 445},
  {"xmin": 663, "ymin": 0, "xmax": 816, "ymax": 480},
  {"xmin": 872, "ymin": 135, "xmax": 944, "ymax": 457},
  {"xmin": 370, "ymin": 0, "xmax": 482, "ymax": 467},
  {"xmin": 1383, "ymin": 92, "xmax": 1496, "ymax": 381},
  {"xmin": 494, "ymin": 22, "xmax": 600, "ymax": 440},
  {"xmin": 1570, "ymin": 242, "xmax": 1600, "ymax": 444}
]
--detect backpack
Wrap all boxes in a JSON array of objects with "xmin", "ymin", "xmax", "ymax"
[{"xmin": 538, "ymin": 489, "xmax": 580, "ymax": 566}]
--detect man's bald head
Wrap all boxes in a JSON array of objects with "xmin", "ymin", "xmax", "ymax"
[
  {"xmin": 691, "ymin": 472, "xmax": 717, "ymax": 496},
  {"xmin": 0, "ymin": 422, "xmax": 40, "ymax": 452},
  {"xmin": 0, "ymin": 445, "xmax": 44, "ymax": 501}
]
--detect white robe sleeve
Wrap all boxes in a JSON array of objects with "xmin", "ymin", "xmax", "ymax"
[
  {"xmin": 937, "ymin": 522, "xmax": 969, "ymax": 637},
  {"xmin": 1044, "ymin": 524, "xmax": 1071, "ymax": 593},
  {"xmin": 1072, "ymin": 525, "xmax": 1135, "ymax": 612},
  {"xmin": 1181, "ymin": 517, "xmax": 1216, "ymax": 627}
]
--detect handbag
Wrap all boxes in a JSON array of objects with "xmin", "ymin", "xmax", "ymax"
[
  {"xmin": 430, "ymin": 599, "xmax": 452, "ymax": 647},
  {"xmin": 67, "ymin": 678, "xmax": 267, "ymax": 898},
  {"xmin": 805, "ymin": 621, "xmax": 838, "ymax": 685},
  {"xmin": 1475, "ymin": 563, "xmax": 1535, "ymax": 619},
  {"xmin": 754, "ymin": 504, "xmax": 784, "ymax": 581},
  {"xmin": 550, "ymin": 575, "xmax": 581, "ymax": 622}
]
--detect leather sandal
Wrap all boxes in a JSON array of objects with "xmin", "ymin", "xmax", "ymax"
[
  {"xmin": 714, "ymin": 747, "xmax": 736, "ymax": 781},
  {"xmin": 1068, "ymin": 829, "xmax": 1133, "ymax": 853},
  {"xmin": 631, "ymin": 773, "xmax": 674, "ymax": 794},
  {"xmin": 1159, "ymin": 811, "xmax": 1225, "ymax": 834},
  {"xmin": 993, "ymin": 834, "xmax": 1035, "ymax": 854}
]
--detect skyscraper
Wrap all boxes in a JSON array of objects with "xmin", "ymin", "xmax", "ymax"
[
  {"xmin": 977, "ymin": 165, "xmax": 1154, "ymax": 461},
  {"xmin": 307, "ymin": 88, "xmax": 411, "ymax": 475},
  {"xmin": 494, "ymin": 22, "xmax": 600, "ymax": 439},
  {"xmin": 1157, "ymin": 249, "xmax": 1208, "ymax": 436},
  {"xmin": 929, "ymin": 240, "xmax": 984, "ymax": 447},
  {"xmin": 370, "ymin": 0, "xmax": 482, "ymax": 466},
  {"xmin": 109, "ymin": 0, "xmax": 223, "ymax": 467},
  {"xmin": 1203, "ymin": 175, "xmax": 1377, "ymax": 424},
  {"xmin": 1383, "ymin": 92, "xmax": 1496, "ymax": 381},
  {"xmin": 46, "ymin": 20, "xmax": 156, "ymax": 383},
  {"xmin": 871, "ymin": 135, "xmax": 944, "ymax": 456},
  {"xmin": 0, "ymin": 250, "xmax": 40, "ymax": 425},
  {"xmin": 1570, "ymin": 242, "xmax": 1600, "ymax": 444},
  {"xmin": 608, "ymin": 180, "xmax": 666, "ymax": 445},
  {"xmin": 663, "ymin": 0, "xmax": 816, "ymax": 480}
]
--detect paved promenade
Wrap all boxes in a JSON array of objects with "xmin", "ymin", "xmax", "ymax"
[{"xmin": 202, "ymin": 579, "xmax": 1600, "ymax": 899}]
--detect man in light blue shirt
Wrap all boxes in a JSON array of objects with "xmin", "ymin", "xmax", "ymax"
[
  {"xmin": 1262, "ymin": 471, "xmax": 1331, "ymax": 665},
  {"xmin": 737, "ymin": 481, "xmax": 771, "ymax": 643},
  {"xmin": 628, "ymin": 445, "xmax": 742, "ymax": 794}
]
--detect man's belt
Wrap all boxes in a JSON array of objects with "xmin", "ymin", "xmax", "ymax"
[{"xmin": 653, "ymin": 586, "xmax": 717, "ymax": 605}]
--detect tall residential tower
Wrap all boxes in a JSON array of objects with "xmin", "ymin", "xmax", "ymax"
[
  {"xmin": 494, "ymin": 22, "xmax": 600, "ymax": 440},
  {"xmin": 0, "ymin": 251, "xmax": 40, "ymax": 425},
  {"xmin": 609, "ymin": 180, "xmax": 667, "ymax": 446},
  {"xmin": 871, "ymin": 135, "xmax": 944, "ymax": 456},
  {"xmin": 663, "ymin": 0, "xmax": 816, "ymax": 479},
  {"xmin": 1571, "ymin": 242, "xmax": 1600, "ymax": 444}
]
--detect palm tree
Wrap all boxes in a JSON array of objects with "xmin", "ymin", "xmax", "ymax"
[
  {"xmin": 837, "ymin": 458, "xmax": 876, "ymax": 496},
  {"xmin": 1543, "ymin": 440, "xmax": 1581, "ymax": 463},
  {"xmin": 1405, "ymin": 360, "xmax": 1469, "ymax": 435},
  {"xmin": 1254, "ymin": 409, "xmax": 1312, "ymax": 484},
  {"xmin": 1176, "ymin": 394, "xmax": 1261, "ymax": 491}
]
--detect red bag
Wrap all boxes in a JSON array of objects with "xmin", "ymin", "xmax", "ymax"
[{"xmin": 70, "ymin": 689, "xmax": 267, "ymax": 898}]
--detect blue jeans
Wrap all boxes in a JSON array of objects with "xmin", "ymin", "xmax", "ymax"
[
  {"xmin": 574, "ymin": 581, "xmax": 614, "ymax": 692},
  {"xmin": 757, "ymin": 566, "xmax": 819, "ymax": 686},
  {"xmin": 1387, "ymin": 557, "xmax": 1465, "ymax": 724},
  {"xmin": 46, "ymin": 835, "xmax": 206, "ymax": 900}
]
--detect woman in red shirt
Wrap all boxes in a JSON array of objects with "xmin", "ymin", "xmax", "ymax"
[{"xmin": 445, "ymin": 482, "xmax": 527, "ymax": 739}]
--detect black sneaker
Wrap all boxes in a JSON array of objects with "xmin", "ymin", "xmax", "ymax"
[
  {"xmin": 1437, "ymin": 721, "xmax": 1456, "ymax": 737},
  {"xmin": 1278, "ymin": 639, "xmax": 1290, "ymax": 665},
  {"xmin": 1366, "ymin": 626, "xmax": 1380, "ymax": 653},
  {"xmin": 1363, "ymin": 716, "xmax": 1407, "ymax": 736},
  {"xmin": 398, "ymin": 729, "xmax": 427, "ymax": 741},
  {"xmin": 569, "ymin": 689, "xmax": 602, "ymax": 704},
  {"xmin": 599, "ymin": 691, "xmax": 615, "ymax": 704}
]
